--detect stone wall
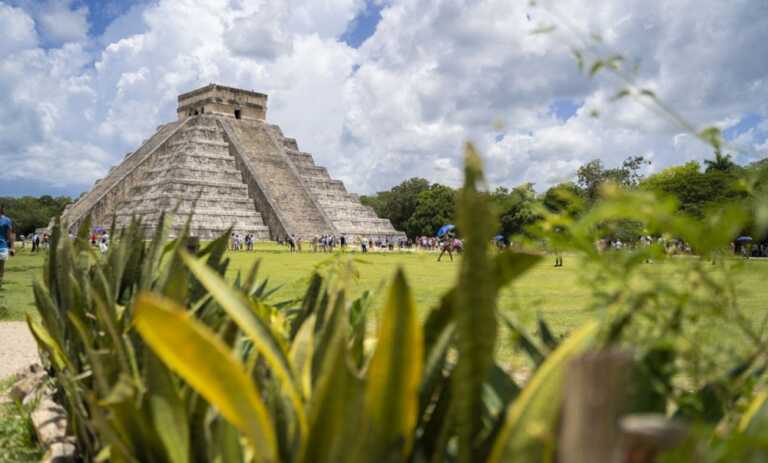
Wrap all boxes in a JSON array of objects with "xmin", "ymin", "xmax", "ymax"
[{"xmin": 177, "ymin": 84, "xmax": 267, "ymax": 121}]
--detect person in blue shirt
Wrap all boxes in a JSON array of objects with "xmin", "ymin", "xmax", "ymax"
[{"xmin": 0, "ymin": 204, "xmax": 15, "ymax": 288}]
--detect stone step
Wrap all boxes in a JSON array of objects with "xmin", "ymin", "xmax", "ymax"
[
  {"xmin": 174, "ymin": 126, "xmax": 225, "ymax": 142},
  {"xmin": 304, "ymin": 178, "xmax": 347, "ymax": 193},
  {"xmin": 117, "ymin": 221, "xmax": 271, "ymax": 240},
  {"xmin": 281, "ymin": 137, "xmax": 299, "ymax": 151},
  {"xmin": 118, "ymin": 207, "xmax": 265, "ymax": 220},
  {"xmin": 185, "ymin": 115, "xmax": 220, "ymax": 128},
  {"xmin": 284, "ymin": 150, "xmax": 315, "ymax": 167},
  {"xmin": 116, "ymin": 209, "xmax": 268, "ymax": 225},
  {"xmin": 120, "ymin": 194, "xmax": 255, "ymax": 210},
  {"xmin": 312, "ymin": 191, "xmax": 360, "ymax": 202},
  {"xmin": 156, "ymin": 151, "xmax": 236, "ymax": 163},
  {"xmin": 62, "ymin": 121, "xmax": 182, "ymax": 230},
  {"xmin": 153, "ymin": 157, "xmax": 238, "ymax": 173},
  {"xmin": 143, "ymin": 166, "xmax": 243, "ymax": 183},
  {"xmin": 227, "ymin": 120, "xmax": 333, "ymax": 235},
  {"xmin": 130, "ymin": 179, "xmax": 250, "ymax": 197},
  {"xmin": 298, "ymin": 166, "xmax": 331, "ymax": 179},
  {"xmin": 167, "ymin": 138, "xmax": 229, "ymax": 149}
]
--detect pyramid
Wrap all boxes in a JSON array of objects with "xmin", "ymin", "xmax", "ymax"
[{"xmin": 62, "ymin": 84, "xmax": 404, "ymax": 241}]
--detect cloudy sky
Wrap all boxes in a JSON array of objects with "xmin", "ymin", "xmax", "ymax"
[{"xmin": 1, "ymin": 0, "xmax": 766, "ymax": 197}]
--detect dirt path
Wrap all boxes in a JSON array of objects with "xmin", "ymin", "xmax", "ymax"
[{"xmin": 0, "ymin": 322, "xmax": 39, "ymax": 380}]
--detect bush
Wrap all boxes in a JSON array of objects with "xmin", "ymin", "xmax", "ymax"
[{"xmin": 30, "ymin": 145, "xmax": 768, "ymax": 462}]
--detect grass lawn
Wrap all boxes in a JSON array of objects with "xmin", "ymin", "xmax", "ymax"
[
  {"xmin": 4, "ymin": 243, "xmax": 768, "ymax": 366},
  {"xmin": 0, "ymin": 375, "xmax": 43, "ymax": 462},
  {"xmin": 0, "ymin": 249, "xmax": 46, "ymax": 320}
]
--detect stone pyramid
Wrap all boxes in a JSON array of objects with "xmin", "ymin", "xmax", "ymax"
[{"xmin": 62, "ymin": 84, "xmax": 404, "ymax": 241}]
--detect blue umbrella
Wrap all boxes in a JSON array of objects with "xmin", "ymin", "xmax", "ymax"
[
  {"xmin": 735, "ymin": 236, "xmax": 753, "ymax": 242},
  {"xmin": 436, "ymin": 224, "xmax": 455, "ymax": 237},
  {"xmin": 494, "ymin": 235, "xmax": 505, "ymax": 241},
  {"xmin": 94, "ymin": 227, "xmax": 106, "ymax": 233}
]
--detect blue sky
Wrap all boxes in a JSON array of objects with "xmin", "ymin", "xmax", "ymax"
[
  {"xmin": 79, "ymin": 0, "xmax": 138, "ymax": 36},
  {"xmin": 340, "ymin": 1, "xmax": 384, "ymax": 48}
]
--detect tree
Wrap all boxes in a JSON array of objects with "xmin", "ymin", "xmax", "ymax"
[
  {"xmin": 0, "ymin": 195, "xmax": 72, "ymax": 235},
  {"xmin": 361, "ymin": 178, "xmax": 430, "ymax": 234},
  {"xmin": 576, "ymin": 156, "xmax": 649, "ymax": 202},
  {"xmin": 492, "ymin": 184, "xmax": 541, "ymax": 237},
  {"xmin": 542, "ymin": 182, "xmax": 585, "ymax": 217},
  {"xmin": 640, "ymin": 162, "xmax": 744, "ymax": 218},
  {"xmin": 404, "ymin": 184, "xmax": 456, "ymax": 238},
  {"xmin": 704, "ymin": 150, "xmax": 737, "ymax": 173}
]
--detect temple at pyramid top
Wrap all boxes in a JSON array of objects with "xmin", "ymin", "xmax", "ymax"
[
  {"xmin": 61, "ymin": 84, "xmax": 404, "ymax": 242},
  {"xmin": 177, "ymin": 84, "xmax": 268, "ymax": 121}
]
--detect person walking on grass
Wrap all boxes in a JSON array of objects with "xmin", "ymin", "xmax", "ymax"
[
  {"xmin": 0, "ymin": 205, "xmax": 15, "ymax": 289},
  {"xmin": 437, "ymin": 233, "xmax": 455, "ymax": 262}
]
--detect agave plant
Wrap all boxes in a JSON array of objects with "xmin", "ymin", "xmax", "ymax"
[{"xmin": 30, "ymin": 143, "xmax": 768, "ymax": 463}]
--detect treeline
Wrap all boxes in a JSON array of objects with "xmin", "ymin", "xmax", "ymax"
[
  {"xmin": 361, "ymin": 152, "xmax": 768, "ymax": 240},
  {"xmin": 0, "ymin": 195, "xmax": 72, "ymax": 236}
]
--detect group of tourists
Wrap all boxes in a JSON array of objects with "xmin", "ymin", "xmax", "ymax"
[
  {"xmin": 17, "ymin": 232, "xmax": 48, "ymax": 253},
  {"xmin": 310, "ymin": 235, "xmax": 347, "ymax": 252},
  {"xmin": 231, "ymin": 233, "xmax": 257, "ymax": 251},
  {"xmin": 89, "ymin": 231, "xmax": 110, "ymax": 254}
]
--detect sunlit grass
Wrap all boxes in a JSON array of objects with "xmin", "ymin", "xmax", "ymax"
[{"xmin": 5, "ymin": 242, "xmax": 768, "ymax": 370}]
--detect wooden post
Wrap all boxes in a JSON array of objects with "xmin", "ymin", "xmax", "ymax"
[
  {"xmin": 619, "ymin": 414, "xmax": 688, "ymax": 463},
  {"xmin": 558, "ymin": 350, "xmax": 632, "ymax": 463}
]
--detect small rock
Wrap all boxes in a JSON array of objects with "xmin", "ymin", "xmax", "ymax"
[
  {"xmin": 42, "ymin": 439, "xmax": 77, "ymax": 463},
  {"xmin": 31, "ymin": 397, "xmax": 69, "ymax": 447},
  {"xmin": 9, "ymin": 369, "xmax": 46, "ymax": 402}
]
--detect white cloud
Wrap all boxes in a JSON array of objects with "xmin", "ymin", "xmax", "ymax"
[
  {"xmin": 37, "ymin": 2, "xmax": 88, "ymax": 43},
  {"xmin": 0, "ymin": 3, "xmax": 37, "ymax": 56},
  {"xmin": 0, "ymin": 0, "xmax": 767, "ymax": 198}
]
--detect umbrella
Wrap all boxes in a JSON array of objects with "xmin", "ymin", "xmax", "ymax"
[
  {"xmin": 436, "ymin": 224, "xmax": 455, "ymax": 237},
  {"xmin": 494, "ymin": 235, "xmax": 505, "ymax": 241},
  {"xmin": 94, "ymin": 227, "xmax": 106, "ymax": 233},
  {"xmin": 735, "ymin": 236, "xmax": 753, "ymax": 242}
]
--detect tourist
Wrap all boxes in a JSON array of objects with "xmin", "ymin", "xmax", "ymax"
[
  {"xmin": 361, "ymin": 236, "xmax": 368, "ymax": 253},
  {"xmin": 289, "ymin": 234, "xmax": 297, "ymax": 253},
  {"xmin": 0, "ymin": 205, "xmax": 15, "ymax": 288},
  {"xmin": 437, "ymin": 233, "xmax": 455, "ymax": 262}
]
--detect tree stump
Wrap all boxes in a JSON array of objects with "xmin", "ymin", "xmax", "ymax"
[
  {"xmin": 558, "ymin": 350, "xmax": 632, "ymax": 463},
  {"xmin": 619, "ymin": 414, "xmax": 688, "ymax": 463}
]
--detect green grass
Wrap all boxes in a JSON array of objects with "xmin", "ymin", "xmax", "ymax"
[
  {"xmin": 5, "ymin": 243, "xmax": 768, "ymax": 332},
  {"xmin": 0, "ymin": 248, "xmax": 45, "ymax": 320},
  {"xmin": 0, "ymin": 376, "xmax": 44, "ymax": 462},
  {"xmin": 4, "ymin": 243, "xmax": 768, "ymax": 367}
]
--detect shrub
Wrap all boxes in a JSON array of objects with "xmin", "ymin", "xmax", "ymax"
[{"xmin": 30, "ymin": 144, "xmax": 768, "ymax": 462}]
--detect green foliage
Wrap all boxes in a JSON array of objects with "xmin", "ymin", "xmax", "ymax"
[
  {"xmin": 576, "ymin": 155, "xmax": 648, "ymax": 203},
  {"xmin": 0, "ymin": 195, "xmax": 71, "ymax": 235},
  {"xmin": 0, "ymin": 377, "xmax": 43, "ymax": 463},
  {"xmin": 361, "ymin": 178, "xmax": 430, "ymax": 234},
  {"xmin": 640, "ymin": 161, "xmax": 746, "ymax": 218},
  {"xmin": 492, "ymin": 184, "xmax": 541, "ymax": 238},
  {"xmin": 705, "ymin": 151, "xmax": 739, "ymax": 174},
  {"xmin": 30, "ymin": 144, "xmax": 768, "ymax": 462},
  {"xmin": 404, "ymin": 183, "xmax": 457, "ymax": 238}
]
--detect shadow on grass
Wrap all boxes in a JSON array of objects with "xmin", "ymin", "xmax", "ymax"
[{"xmin": 4, "ymin": 266, "xmax": 40, "ymax": 273}]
